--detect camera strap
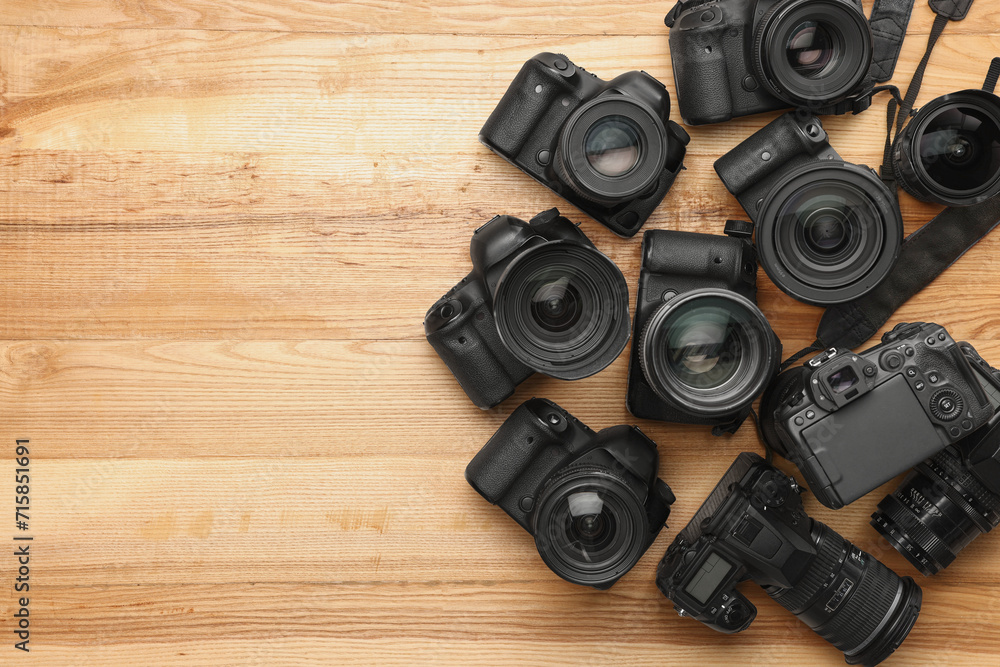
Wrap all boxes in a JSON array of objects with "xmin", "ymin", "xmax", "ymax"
[{"xmin": 869, "ymin": 0, "xmax": 918, "ymax": 83}]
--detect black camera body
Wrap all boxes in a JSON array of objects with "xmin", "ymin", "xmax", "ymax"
[
  {"xmin": 656, "ymin": 452, "xmax": 922, "ymax": 667},
  {"xmin": 626, "ymin": 224, "xmax": 780, "ymax": 434},
  {"xmin": 872, "ymin": 344, "xmax": 1000, "ymax": 575},
  {"xmin": 480, "ymin": 53, "xmax": 689, "ymax": 237},
  {"xmin": 715, "ymin": 112, "xmax": 902, "ymax": 306},
  {"xmin": 424, "ymin": 209, "xmax": 630, "ymax": 409},
  {"xmin": 765, "ymin": 322, "xmax": 1000, "ymax": 510},
  {"xmin": 666, "ymin": 0, "xmax": 888, "ymax": 126},
  {"xmin": 466, "ymin": 398, "xmax": 675, "ymax": 589}
]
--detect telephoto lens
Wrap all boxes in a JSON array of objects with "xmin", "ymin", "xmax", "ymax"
[
  {"xmin": 892, "ymin": 88, "xmax": 1000, "ymax": 206},
  {"xmin": 656, "ymin": 453, "xmax": 922, "ymax": 666}
]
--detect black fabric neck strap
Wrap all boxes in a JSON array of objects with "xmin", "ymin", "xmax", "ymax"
[{"xmin": 870, "ymin": 0, "xmax": 918, "ymax": 83}]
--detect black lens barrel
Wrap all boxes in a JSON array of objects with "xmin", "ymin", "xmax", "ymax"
[
  {"xmin": 767, "ymin": 522, "xmax": 921, "ymax": 666},
  {"xmin": 872, "ymin": 448, "xmax": 1000, "ymax": 576}
]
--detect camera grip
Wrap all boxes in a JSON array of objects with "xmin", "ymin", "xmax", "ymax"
[
  {"xmin": 669, "ymin": 25, "xmax": 734, "ymax": 125},
  {"xmin": 480, "ymin": 56, "xmax": 573, "ymax": 158},
  {"xmin": 426, "ymin": 300, "xmax": 533, "ymax": 410},
  {"xmin": 466, "ymin": 399, "xmax": 568, "ymax": 504},
  {"xmin": 641, "ymin": 229, "xmax": 757, "ymax": 299},
  {"xmin": 715, "ymin": 113, "xmax": 833, "ymax": 199}
]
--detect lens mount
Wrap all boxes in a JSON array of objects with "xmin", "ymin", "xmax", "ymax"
[
  {"xmin": 893, "ymin": 89, "xmax": 1000, "ymax": 206},
  {"xmin": 753, "ymin": 0, "xmax": 872, "ymax": 108},
  {"xmin": 639, "ymin": 290, "xmax": 780, "ymax": 418},
  {"xmin": 533, "ymin": 466, "xmax": 649, "ymax": 588},
  {"xmin": 756, "ymin": 161, "xmax": 902, "ymax": 306},
  {"xmin": 556, "ymin": 97, "xmax": 667, "ymax": 205},
  {"xmin": 494, "ymin": 241, "xmax": 630, "ymax": 381}
]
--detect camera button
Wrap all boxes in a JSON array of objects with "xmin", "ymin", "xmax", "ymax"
[
  {"xmin": 536, "ymin": 149, "xmax": 551, "ymax": 166},
  {"xmin": 553, "ymin": 59, "xmax": 568, "ymax": 71},
  {"xmin": 963, "ymin": 419, "xmax": 974, "ymax": 431},
  {"xmin": 805, "ymin": 411, "xmax": 816, "ymax": 420},
  {"xmin": 701, "ymin": 10, "xmax": 716, "ymax": 22},
  {"xmin": 794, "ymin": 417, "xmax": 804, "ymax": 426},
  {"xmin": 519, "ymin": 496, "xmax": 534, "ymax": 512},
  {"xmin": 929, "ymin": 373, "xmax": 940, "ymax": 384},
  {"xmin": 905, "ymin": 347, "xmax": 915, "ymax": 357},
  {"xmin": 742, "ymin": 75, "xmax": 759, "ymax": 92},
  {"xmin": 907, "ymin": 368, "xmax": 917, "ymax": 378},
  {"xmin": 915, "ymin": 382, "xmax": 926, "ymax": 391},
  {"xmin": 881, "ymin": 352, "xmax": 904, "ymax": 371},
  {"xmin": 938, "ymin": 333, "xmax": 947, "ymax": 342},
  {"xmin": 951, "ymin": 427, "xmax": 962, "ymax": 437},
  {"xmin": 927, "ymin": 337, "xmax": 937, "ymax": 346}
]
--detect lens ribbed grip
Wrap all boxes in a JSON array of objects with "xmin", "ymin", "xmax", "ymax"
[
  {"xmin": 814, "ymin": 556, "xmax": 900, "ymax": 656},
  {"xmin": 767, "ymin": 527, "xmax": 845, "ymax": 614},
  {"xmin": 928, "ymin": 449, "xmax": 1000, "ymax": 522},
  {"xmin": 874, "ymin": 494, "xmax": 954, "ymax": 571}
]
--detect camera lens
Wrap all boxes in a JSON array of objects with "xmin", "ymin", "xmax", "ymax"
[
  {"xmin": 533, "ymin": 467, "xmax": 648, "ymax": 588},
  {"xmin": 639, "ymin": 290, "xmax": 779, "ymax": 418},
  {"xmin": 766, "ymin": 523, "xmax": 922, "ymax": 666},
  {"xmin": 871, "ymin": 447, "xmax": 1000, "ymax": 576},
  {"xmin": 556, "ymin": 97, "xmax": 667, "ymax": 205},
  {"xmin": 893, "ymin": 91, "xmax": 1000, "ymax": 206},
  {"xmin": 756, "ymin": 163, "xmax": 902, "ymax": 305},
  {"xmin": 754, "ymin": 0, "xmax": 871, "ymax": 107},
  {"xmin": 786, "ymin": 21, "xmax": 835, "ymax": 78},
  {"xmin": 585, "ymin": 116, "xmax": 642, "ymax": 177},
  {"xmin": 494, "ymin": 242, "xmax": 630, "ymax": 381}
]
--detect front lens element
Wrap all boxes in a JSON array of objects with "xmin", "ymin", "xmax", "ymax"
[
  {"xmin": 640, "ymin": 292, "xmax": 779, "ymax": 418},
  {"xmin": 534, "ymin": 469, "xmax": 648, "ymax": 588},
  {"xmin": 585, "ymin": 116, "xmax": 642, "ymax": 177},
  {"xmin": 786, "ymin": 21, "xmax": 836, "ymax": 78},
  {"xmin": 919, "ymin": 105, "xmax": 1000, "ymax": 192},
  {"xmin": 495, "ymin": 242, "xmax": 630, "ymax": 381}
]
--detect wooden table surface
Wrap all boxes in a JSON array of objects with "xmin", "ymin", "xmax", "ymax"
[{"xmin": 2, "ymin": 1, "xmax": 1000, "ymax": 665}]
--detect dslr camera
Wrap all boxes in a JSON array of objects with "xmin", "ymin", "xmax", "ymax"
[
  {"xmin": 626, "ymin": 224, "xmax": 781, "ymax": 434},
  {"xmin": 760, "ymin": 322, "xmax": 1000, "ymax": 510},
  {"xmin": 665, "ymin": 0, "xmax": 908, "ymax": 125},
  {"xmin": 873, "ymin": 344, "xmax": 1000, "ymax": 575},
  {"xmin": 466, "ymin": 398, "xmax": 675, "ymax": 589},
  {"xmin": 424, "ymin": 209, "xmax": 630, "ymax": 409},
  {"xmin": 656, "ymin": 453, "xmax": 923, "ymax": 667},
  {"xmin": 715, "ymin": 112, "xmax": 902, "ymax": 306},
  {"xmin": 480, "ymin": 53, "xmax": 690, "ymax": 238}
]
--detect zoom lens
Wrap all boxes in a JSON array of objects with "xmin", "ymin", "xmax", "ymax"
[
  {"xmin": 639, "ymin": 290, "xmax": 779, "ymax": 418},
  {"xmin": 872, "ymin": 447, "xmax": 1000, "ymax": 576},
  {"xmin": 556, "ymin": 97, "xmax": 667, "ymax": 205},
  {"xmin": 756, "ymin": 162, "xmax": 902, "ymax": 305},
  {"xmin": 495, "ymin": 242, "xmax": 630, "ymax": 381},
  {"xmin": 766, "ymin": 522, "xmax": 922, "ymax": 666},
  {"xmin": 754, "ymin": 0, "xmax": 872, "ymax": 108},
  {"xmin": 892, "ymin": 90, "xmax": 1000, "ymax": 206},
  {"xmin": 533, "ymin": 467, "xmax": 648, "ymax": 588}
]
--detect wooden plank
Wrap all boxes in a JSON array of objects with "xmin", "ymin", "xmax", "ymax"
[{"xmin": 1, "ymin": 0, "xmax": 997, "ymax": 35}]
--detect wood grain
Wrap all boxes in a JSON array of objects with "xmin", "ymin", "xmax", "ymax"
[{"xmin": 2, "ymin": 1, "xmax": 1000, "ymax": 665}]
